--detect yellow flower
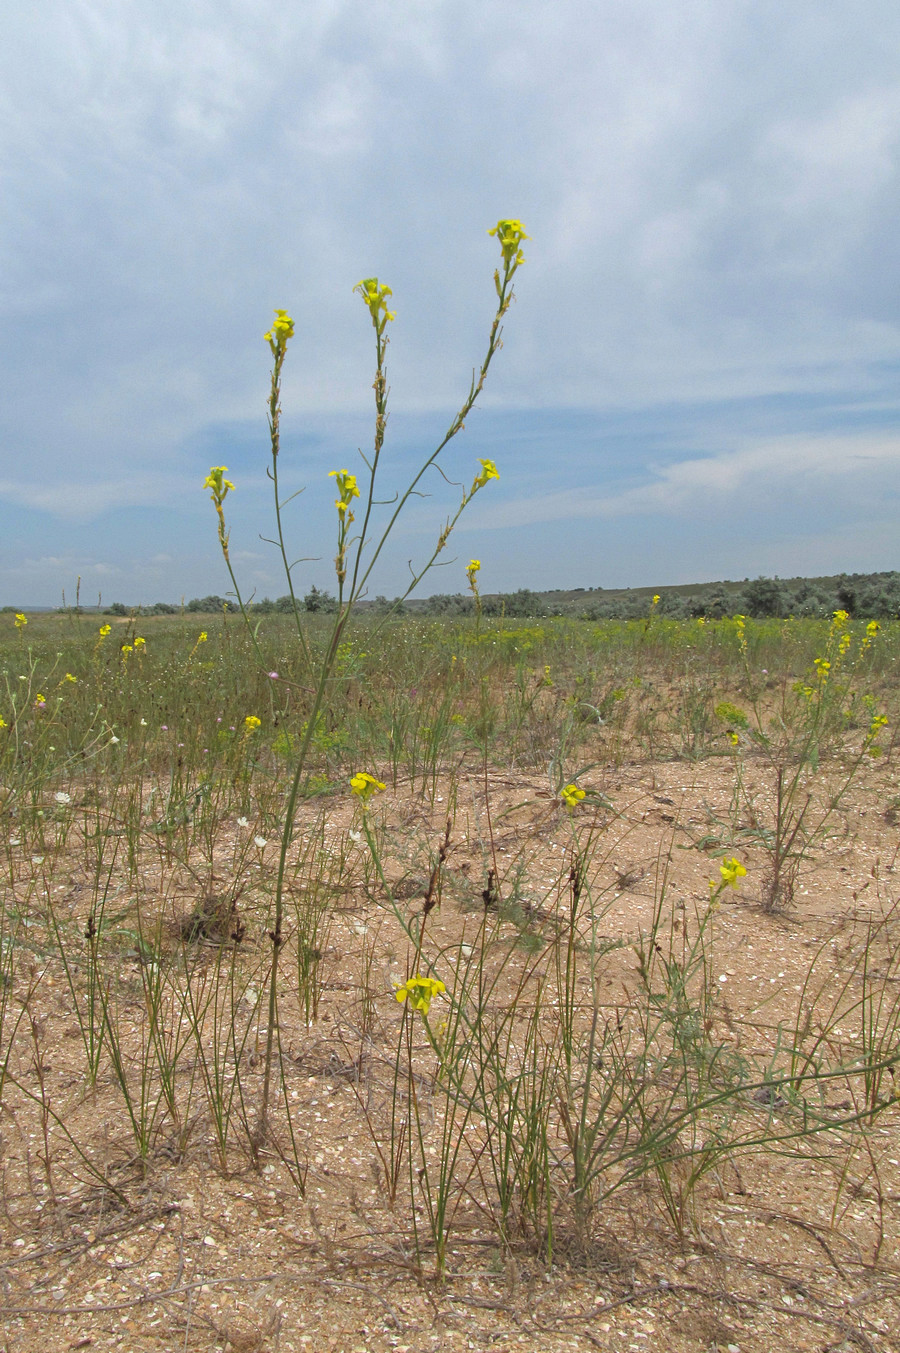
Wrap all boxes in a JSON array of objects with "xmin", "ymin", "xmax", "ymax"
[
  {"xmin": 472, "ymin": 458, "xmax": 499, "ymax": 491},
  {"xmin": 394, "ymin": 975, "xmax": 446, "ymax": 1017},
  {"xmin": 64, "ymin": 673, "xmax": 77, "ymax": 683},
  {"xmin": 651, "ymin": 594, "xmax": 660, "ymax": 606},
  {"xmin": 354, "ymin": 278, "xmax": 395, "ymax": 332},
  {"xmin": 867, "ymin": 620, "xmax": 880, "ymax": 636},
  {"xmin": 121, "ymin": 644, "xmax": 133, "ymax": 656},
  {"xmin": 263, "ymin": 308, "xmax": 295, "ymax": 354},
  {"xmin": 718, "ymin": 857, "xmax": 747, "ymax": 889},
  {"xmin": 14, "ymin": 613, "xmax": 27, "ymax": 630},
  {"xmin": 350, "ymin": 771, "xmax": 386, "ymax": 804},
  {"xmin": 134, "ymin": 637, "xmax": 146, "ymax": 648},
  {"xmin": 244, "ymin": 715, "xmax": 262, "ymax": 732},
  {"xmin": 329, "ymin": 468, "xmax": 360, "ymax": 517},
  {"xmin": 560, "ymin": 782, "xmax": 586, "ymax": 809},
  {"xmin": 34, "ymin": 693, "xmax": 46, "ymax": 708},
  {"xmin": 203, "ymin": 466, "xmax": 235, "ymax": 507},
  {"xmin": 98, "ymin": 624, "xmax": 111, "ymax": 638},
  {"xmin": 0, "ymin": 717, "xmax": 6, "ymax": 728},
  {"xmin": 488, "ymin": 219, "xmax": 529, "ymax": 268},
  {"xmin": 198, "ymin": 631, "xmax": 208, "ymax": 643}
]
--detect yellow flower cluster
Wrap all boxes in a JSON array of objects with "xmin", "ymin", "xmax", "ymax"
[
  {"xmin": 14, "ymin": 613, "xmax": 27, "ymax": 630},
  {"xmin": 560, "ymin": 783, "xmax": 586, "ymax": 809},
  {"xmin": 329, "ymin": 468, "xmax": 360, "ymax": 519},
  {"xmin": 244, "ymin": 715, "xmax": 262, "ymax": 732},
  {"xmin": 264, "ymin": 309, "xmax": 295, "ymax": 355},
  {"xmin": 718, "ymin": 857, "xmax": 746, "ymax": 889},
  {"xmin": 488, "ymin": 219, "xmax": 529, "ymax": 268},
  {"xmin": 394, "ymin": 975, "xmax": 446, "ymax": 1016},
  {"xmin": 204, "ymin": 467, "xmax": 235, "ymax": 558},
  {"xmin": 204, "ymin": 466, "xmax": 235, "ymax": 508},
  {"xmin": 472, "ymin": 458, "xmax": 499, "ymax": 491},
  {"xmin": 350, "ymin": 771, "xmax": 385, "ymax": 804},
  {"xmin": 354, "ymin": 278, "xmax": 395, "ymax": 334}
]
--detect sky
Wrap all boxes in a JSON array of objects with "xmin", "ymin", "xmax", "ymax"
[{"xmin": 3, "ymin": 0, "xmax": 900, "ymax": 607}]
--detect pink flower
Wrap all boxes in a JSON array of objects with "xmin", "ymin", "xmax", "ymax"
[{"xmin": 268, "ymin": 671, "xmax": 279, "ymax": 680}]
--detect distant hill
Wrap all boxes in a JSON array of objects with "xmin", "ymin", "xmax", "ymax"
[{"xmin": 54, "ymin": 570, "xmax": 899, "ymax": 621}]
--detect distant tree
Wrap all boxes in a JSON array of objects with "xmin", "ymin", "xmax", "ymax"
[
  {"xmin": 186, "ymin": 595, "xmax": 227, "ymax": 613},
  {"xmin": 303, "ymin": 586, "xmax": 338, "ymax": 613},
  {"xmin": 743, "ymin": 577, "xmax": 786, "ymax": 618}
]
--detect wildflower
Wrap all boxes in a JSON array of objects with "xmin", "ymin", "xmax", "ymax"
[
  {"xmin": 254, "ymin": 836, "xmax": 267, "ymax": 849},
  {"xmin": 560, "ymin": 783, "xmax": 586, "ymax": 809},
  {"xmin": 728, "ymin": 731, "xmax": 739, "ymax": 746},
  {"xmin": 34, "ymin": 693, "xmax": 46, "ymax": 709},
  {"xmin": 140, "ymin": 718, "xmax": 147, "ymax": 726},
  {"xmin": 244, "ymin": 715, "xmax": 262, "ymax": 732},
  {"xmin": 867, "ymin": 620, "xmax": 880, "ymax": 636},
  {"xmin": 394, "ymin": 975, "xmax": 446, "ymax": 1017},
  {"xmin": 652, "ymin": 594, "xmax": 660, "ymax": 606},
  {"xmin": 198, "ymin": 631, "xmax": 208, "ymax": 643},
  {"xmin": 121, "ymin": 644, "xmax": 134, "ymax": 655},
  {"xmin": 488, "ymin": 219, "xmax": 529, "ymax": 269},
  {"xmin": 354, "ymin": 278, "xmax": 395, "ymax": 334},
  {"xmin": 98, "ymin": 624, "xmax": 111, "ymax": 638},
  {"xmin": 466, "ymin": 559, "xmax": 481, "ymax": 590},
  {"xmin": 329, "ymin": 468, "xmax": 360, "ymax": 518},
  {"xmin": 110, "ymin": 735, "xmax": 120, "ymax": 745},
  {"xmin": 64, "ymin": 672, "xmax": 77, "ymax": 682},
  {"xmin": 718, "ymin": 857, "xmax": 747, "ymax": 889},
  {"xmin": 14, "ymin": 613, "xmax": 27, "ymax": 629},
  {"xmin": 471, "ymin": 458, "xmax": 499, "ymax": 492},
  {"xmin": 134, "ymin": 637, "xmax": 145, "ymax": 648},
  {"xmin": 237, "ymin": 816, "xmax": 250, "ymax": 827},
  {"xmin": 54, "ymin": 791, "xmax": 71, "ymax": 804},
  {"xmin": 268, "ymin": 671, "xmax": 279, "ymax": 680},
  {"xmin": 264, "ymin": 308, "xmax": 295, "ymax": 355},
  {"xmin": 204, "ymin": 468, "xmax": 235, "ymax": 558},
  {"xmin": 350, "ymin": 771, "xmax": 386, "ymax": 805},
  {"xmin": 0, "ymin": 718, "xmax": 6, "ymax": 729}
]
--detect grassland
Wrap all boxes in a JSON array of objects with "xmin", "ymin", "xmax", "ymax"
[{"xmin": 1, "ymin": 609, "xmax": 899, "ymax": 1352}]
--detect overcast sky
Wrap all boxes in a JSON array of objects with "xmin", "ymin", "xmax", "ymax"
[{"xmin": 3, "ymin": 0, "xmax": 900, "ymax": 606}]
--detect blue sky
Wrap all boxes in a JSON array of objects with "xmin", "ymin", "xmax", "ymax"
[{"xmin": 3, "ymin": 0, "xmax": 900, "ymax": 606}]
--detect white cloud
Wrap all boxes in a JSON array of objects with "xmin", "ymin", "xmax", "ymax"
[{"xmin": 478, "ymin": 433, "xmax": 900, "ymax": 529}]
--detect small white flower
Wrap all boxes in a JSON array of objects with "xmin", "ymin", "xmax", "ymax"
[
  {"xmin": 9, "ymin": 838, "xmax": 20, "ymax": 846},
  {"xmin": 110, "ymin": 735, "xmax": 120, "ymax": 744},
  {"xmin": 32, "ymin": 855, "xmax": 44, "ymax": 864},
  {"xmin": 348, "ymin": 829, "xmax": 362, "ymax": 843},
  {"xmin": 140, "ymin": 718, "xmax": 147, "ymax": 726},
  {"xmin": 54, "ymin": 791, "xmax": 71, "ymax": 804},
  {"xmin": 254, "ymin": 836, "xmax": 267, "ymax": 849},
  {"xmin": 236, "ymin": 816, "xmax": 250, "ymax": 828}
]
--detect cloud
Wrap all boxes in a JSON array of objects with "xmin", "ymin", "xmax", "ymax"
[
  {"xmin": 4, "ymin": 2, "xmax": 900, "ymax": 601},
  {"xmin": 0, "ymin": 474, "xmax": 195, "ymax": 520},
  {"xmin": 477, "ymin": 432, "xmax": 900, "ymax": 530}
]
